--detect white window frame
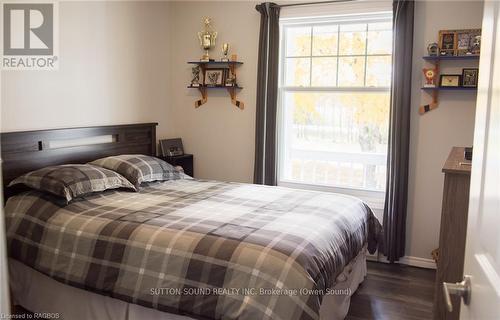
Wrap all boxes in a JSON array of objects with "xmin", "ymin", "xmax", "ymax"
[{"xmin": 277, "ymin": 11, "xmax": 393, "ymax": 207}]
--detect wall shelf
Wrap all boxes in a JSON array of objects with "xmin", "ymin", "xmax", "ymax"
[
  {"xmin": 421, "ymin": 86, "xmax": 477, "ymax": 91},
  {"xmin": 420, "ymin": 54, "xmax": 479, "ymax": 115},
  {"xmin": 422, "ymin": 55, "xmax": 479, "ymax": 61},
  {"xmin": 188, "ymin": 61, "xmax": 244, "ymax": 109},
  {"xmin": 188, "ymin": 61, "xmax": 243, "ymax": 65},
  {"xmin": 188, "ymin": 85, "xmax": 243, "ymax": 89}
]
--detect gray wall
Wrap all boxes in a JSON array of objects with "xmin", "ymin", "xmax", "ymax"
[
  {"xmin": 1, "ymin": 1, "xmax": 175, "ymax": 139},
  {"xmin": 407, "ymin": 0, "xmax": 482, "ymax": 261},
  {"xmin": 169, "ymin": 1, "xmax": 260, "ymax": 183}
]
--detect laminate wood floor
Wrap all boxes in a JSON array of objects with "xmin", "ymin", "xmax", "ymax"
[{"xmin": 346, "ymin": 261, "xmax": 436, "ymax": 320}]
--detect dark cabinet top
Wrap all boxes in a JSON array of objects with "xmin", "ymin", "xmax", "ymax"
[{"xmin": 443, "ymin": 147, "xmax": 472, "ymax": 175}]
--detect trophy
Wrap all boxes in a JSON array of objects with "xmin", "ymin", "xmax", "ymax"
[
  {"xmin": 471, "ymin": 35, "xmax": 481, "ymax": 55},
  {"xmin": 198, "ymin": 18, "xmax": 217, "ymax": 62},
  {"xmin": 225, "ymin": 69, "xmax": 236, "ymax": 87},
  {"xmin": 423, "ymin": 68, "xmax": 437, "ymax": 87},
  {"xmin": 191, "ymin": 66, "xmax": 201, "ymax": 87},
  {"xmin": 427, "ymin": 43, "xmax": 439, "ymax": 56},
  {"xmin": 221, "ymin": 43, "xmax": 230, "ymax": 62}
]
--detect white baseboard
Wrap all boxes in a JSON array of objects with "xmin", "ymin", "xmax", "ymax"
[
  {"xmin": 398, "ymin": 255, "xmax": 436, "ymax": 269},
  {"xmin": 367, "ymin": 253, "xmax": 436, "ymax": 269}
]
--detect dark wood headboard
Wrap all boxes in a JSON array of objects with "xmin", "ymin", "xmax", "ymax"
[{"xmin": 1, "ymin": 123, "xmax": 157, "ymax": 188}]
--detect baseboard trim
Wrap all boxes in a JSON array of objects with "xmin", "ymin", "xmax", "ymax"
[
  {"xmin": 398, "ymin": 256, "xmax": 436, "ymax": 269},
  {"xmin": 367, "ymin": 253, "xmax": 436, "ymax": 269}
]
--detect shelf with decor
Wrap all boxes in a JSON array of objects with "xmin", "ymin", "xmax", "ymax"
[
  {"xmin": 422, "ymin": 55, "xmax": 479, "ymax": 61},
  {"xmin": 188, "ymin": 60, "xmax": 244, "ymax": 110},
  {"xmin": 421, "ymin": 86, "xmax": 477, "ymax": 91},
  {"xmin": 187, "ymin": 85, "xmax": 243, "ymax": 89},
  {"xmin": 419, "ymin": 29, "xmax": 481, "ymax": 115},
  {"xmin": 188, "ymin": 61, "xmax": 243, "ymax": 65}
]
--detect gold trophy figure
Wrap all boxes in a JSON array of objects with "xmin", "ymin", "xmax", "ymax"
[
  {"xmin": 198, "ymin": 18, "xmax": 217, "ymax": 62},
  {"xmin": 423, "ymin": 68, "xmax": 437, "ymax": 88},
  {"xmin": 221, "ymin": 43, "xmax": 230, "ymax": 62}
]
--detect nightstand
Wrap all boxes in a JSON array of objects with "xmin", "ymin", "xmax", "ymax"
[{"xmin": 160, "ymin": 154, "xmax": 194, "ymax": 177}]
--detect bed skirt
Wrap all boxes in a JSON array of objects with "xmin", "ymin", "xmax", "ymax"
[{"xmin": 10, "ymin": 247, "xmax": 367, "ymax": 320}]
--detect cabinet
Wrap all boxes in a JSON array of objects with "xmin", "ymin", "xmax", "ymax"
[{"xmin": 433, "ymin": 147, "xmax": 471, "ymax": 319}]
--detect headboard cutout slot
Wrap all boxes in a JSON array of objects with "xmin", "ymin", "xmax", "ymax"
[{"xmin": 43, "ymin": 134, "xmax": 118, "ymax": 150}]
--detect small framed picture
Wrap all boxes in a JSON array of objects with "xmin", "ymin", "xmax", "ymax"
[
  {"xmin": 462, "ymin": 68, "xmax": 479, "ymax": 87},
  {"xmin": 203, "ymin": 69, "xmax": 225, "ymax": 87},
  {"xmin": 457, "ymin": 29, "xmax": 481, "ymax": 56},
  {"xmin": 440, "ymin": 74, "xmax": 461, "ymax": 87},
  {"xmin": 439, "ymin": 31, "xmax": 456, "ymax": 56},
  {"xmin": 159, "ymin": 138, "xmax": 184, "ymax": 157},
  {"xmin": 468, "ymin": 30, "xmax": 481, "ymax": 55},
  {"xmin": 456, "ymin": 32, "xmax": 471, "ymax": 55}
]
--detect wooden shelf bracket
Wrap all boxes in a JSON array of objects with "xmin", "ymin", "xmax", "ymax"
[
  {"xmin": 227, "ymin": 87, "xmax": 244, "ymax": 109},
  {"xmin": 195, "ymin": 87, "xmax": 208, "ymax": 108}
]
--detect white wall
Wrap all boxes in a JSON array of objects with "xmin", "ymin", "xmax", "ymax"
[
  {"xmin": 406, "ymin": 1, "xmax": 482, "ymax": 261},
  {"xmin": 1, "ymin": 1, "xmax": 174, "ymax": 139},
  {"xmin": 169, "ymin": 1, "xmax": 260, "ymax": 183}
]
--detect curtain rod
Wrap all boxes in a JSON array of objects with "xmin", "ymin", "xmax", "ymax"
[{"xmin": 277, "ymin": 0, "xmax": 356, "ymax": 8}]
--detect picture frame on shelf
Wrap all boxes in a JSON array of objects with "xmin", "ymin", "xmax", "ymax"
[
  {"xmin": 457, "ymin": 29, "xmax": 481, "ymax": 56},
  {"xmin": 469, "ymin": 31, "xmax": 481, "ymax": 55},
  {"xmin": 438, "ymin": 29, "xmax": 481, "ymax": 56},
  {"xmin": 440, "ymin": 74, "xmax": 461, "ymax": 87},
  {"xmin": 462, "ymin": 68, "xmax": 479, "ymax": 87},
  {"xmin": 439, "ymin": 30, "xmax": 456, "ymax": 56},
  {"xmin": 203, "ymin": 68, "xmax": 225, "ymax": 87},
  {"xmin": 456, "ymin": 31, "xmax": 471, "ymax": 55}
]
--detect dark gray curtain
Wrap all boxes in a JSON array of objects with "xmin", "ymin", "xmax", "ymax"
[
  {"xmin": 382, "ymin": 0, "xmax": 414, "ymax": 262},
  {"xmin": 254, "ymin": 2, "xmax": 280, "ymax": 185}
]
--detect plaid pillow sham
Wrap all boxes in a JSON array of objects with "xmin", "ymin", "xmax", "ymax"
[
  {"xmin": 89, "ymin": 154, "xmax": 189, "ymax": 187},
  {"xmin": 8, "ymin": 164, "xmax": 136, "ymax": 203}
]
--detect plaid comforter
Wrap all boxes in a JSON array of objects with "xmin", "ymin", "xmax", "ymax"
[{"xmin": 5, "ymin": 179, "xmax": 381, "ymax": 320}]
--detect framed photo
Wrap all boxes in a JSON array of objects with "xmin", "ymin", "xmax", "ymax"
[
  {"xmin": 468, "ymin": 29, "xmax": 481, "ymax": 55},
  {"xmin": 159, "ymin": 138, "xmax": 184, "ymax": 157},
  {"xmin": 439, "ymin": 31, "xmax": 456, "ymax": 56},
  {"xmin": 438, "ymin": 29, "xmax": 481, "ymax": 56},
  {"xmin": 456, "ymin": 32, "xmax": 471, "ymax": 55},
  {"xmin": 462, "ymin": 68, "xmax": 479, "ymax": 87},
  {"xmin": 457, "ymin": 29, "xmax": 481, "ymax": 56},
  {"xmin": 440, "ymin": 74, "xmax": 461, "ymax": 87},
  {"xmin": 203, "ymin": 69, "xmax": 225, "ymax": 87}
]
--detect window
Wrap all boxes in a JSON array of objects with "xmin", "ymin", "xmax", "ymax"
[{"xmin": 278, "ymin": 11, "xmax": 393, "ymax": 196}]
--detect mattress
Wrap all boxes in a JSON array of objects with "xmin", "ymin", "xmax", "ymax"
[{"xmin": 5, "ymin": 179, "xmax": 381, "ymax": 320}]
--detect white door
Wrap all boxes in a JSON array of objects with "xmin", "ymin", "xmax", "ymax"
[{"xmin": 457, "ymin": 1, "xmax": 500, "ymax": 319}]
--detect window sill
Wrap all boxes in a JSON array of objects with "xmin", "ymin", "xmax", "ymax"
[{"xmin": 277, "ymin": 180, "xmax": 386, "ymax": 210}]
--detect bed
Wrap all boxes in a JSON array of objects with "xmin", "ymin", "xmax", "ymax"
[{"xmin": 2, "ymin": 123, "xmax": 381, "ymax": 320}]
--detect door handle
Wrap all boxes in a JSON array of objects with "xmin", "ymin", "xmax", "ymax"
[{"xmin": 443, "ymin": 275, "xmax": 472, "ymax": 312}]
